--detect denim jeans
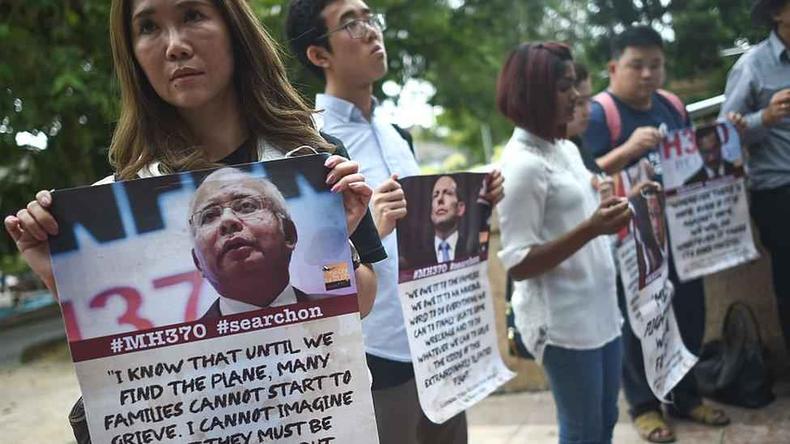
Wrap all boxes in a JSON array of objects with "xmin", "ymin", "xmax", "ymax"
[
  {"xmin": 617, "ymin": 256, "xmax": 705, "ymax": 418},
  {"xmin": 542, "ymin": 336, "xmax": 622, "ymax": 444}
]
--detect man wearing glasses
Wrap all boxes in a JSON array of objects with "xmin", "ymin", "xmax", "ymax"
[
  {"xmin": 189, "ymin": 167, "xmax": 317, "ymax": 319},
  {"xmin": 284, "ymin": 1, "xmax": 504, "ymax": 443}
]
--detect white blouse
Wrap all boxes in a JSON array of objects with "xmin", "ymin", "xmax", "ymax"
[{"xmin": 497, "ymin": 127, "xmax": 622, "ymax": 362}]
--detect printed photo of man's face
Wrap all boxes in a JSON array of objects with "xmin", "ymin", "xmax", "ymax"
[
  {"xmin": 430, "ymin": 176, "xmax": 466, "ymax": 233},
  {"xmin": 645, "ymin": 191, "xmax": 665, "ymax": 249},
  {"xmin": 697, "ymin": 129, "xmax": 722, "ymax": 171},
  {"xmin": 190, "ymin": 168, "xmax": 296, "ymax": 307}
]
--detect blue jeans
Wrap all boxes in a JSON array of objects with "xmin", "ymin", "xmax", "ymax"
[{"xmin": 542, "ymin": 336, "xmax": 622, "ymax": 444}]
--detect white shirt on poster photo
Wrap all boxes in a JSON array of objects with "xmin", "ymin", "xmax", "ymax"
[
  {"xmin": 218, "ymin": 284, "xmax": 298, "ymax": 316},
  {"xmin": 497, "ymin": 127, "xmax": 622, "ymax": 362},
  {"xmin": 704, "ymin": 165, "xmax": 726, "ymax": 179}
]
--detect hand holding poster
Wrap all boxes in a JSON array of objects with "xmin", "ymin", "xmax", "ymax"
[
  {"xmin": 396, "ymin": 173, "xmax": 514, "ymax": 424},
  {"xmin": 49, "ymin": 156, "xmax": 378, "ymax": 444},
  {"xmin": 660, "ymin": 122, "xmax": 759, "ymax": 280},
  {"xmin": 615, "ymin": 168, "xmax": 697, "ymax": 400}
]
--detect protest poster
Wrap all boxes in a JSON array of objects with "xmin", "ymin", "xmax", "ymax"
[
  {"xmin": 614, "ymin": 165, "xmax": 697, "ymax": 400},
  {"xmin": 396, "ymin": 173, "xmax": 514, "ymax": 424},
  {"xmin": 659, "ymin": 121, "xmax": 759, "ymax": 281},
  {"xmin": 48, "ymin": 155, "xmax": 378, "ymax": 444}
]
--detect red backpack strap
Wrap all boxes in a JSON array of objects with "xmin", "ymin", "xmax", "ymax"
[
  {"xmin": 657, "ymin": 89, "xmax": 687, "ymax": 122},
  {"xmin": 592, "ymin": 91, "xmax": 621, "ymax": 147}
]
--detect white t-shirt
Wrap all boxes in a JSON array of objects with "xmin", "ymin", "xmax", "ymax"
[{"xmin": 497, "ymin": 127, "xmax": 622, "ymax": 362}]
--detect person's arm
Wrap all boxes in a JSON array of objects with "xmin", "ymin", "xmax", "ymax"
[
  {"xmin": 480, "ymin": 169, "xmax": 505, "ymax": 206},
  {"xmin": 508, "ymin": 197, "xmax": 631, "ymax": 280},
  {"xmin": 498, "ymin": 151, "xmax": 631, "ymax": 280},
  {"xmin": 324, "ymin": 155, "xmax": 372, "ymax": 235},
  {"xmin": 719, "ymin": 61, "xmax": 774, "ymax": 145},
  {"xmin": 761, "ymin": 89, "xmax": 790, "ymax": 127},
  {"xmin": 4, "ymin": 190, "xmax": 59, "ymax": 298},
  {"xmin": 354, "ymin": 263, "xmax": 376, "ymax": 318},
  {"xmin": 595, "ymin": 127, "xmax": 663, "ymax": 175},
  {"xmin": 582, "ymin": 103, "xmax": 660, "ymax": 175},
  {"xmin": 371, "ymin": 174, "xmax": 407, "ymax": 238}
]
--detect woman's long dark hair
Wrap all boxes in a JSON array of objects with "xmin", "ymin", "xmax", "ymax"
[{"xmin": 108, "ymin": 0, "xmax": 333, "ymax": 179}]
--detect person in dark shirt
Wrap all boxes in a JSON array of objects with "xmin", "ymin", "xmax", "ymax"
[{"xmin": 582, "ymin": 26, "xmax": 729, "ymax": 443}]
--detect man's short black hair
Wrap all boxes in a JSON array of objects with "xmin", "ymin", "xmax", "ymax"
[
  {"xmin": 285, "ymin": 0, "xmax": 337, "ymax": 79},
  {"xmin": 434, "ymin": 175, "xmax": 465, "ymax": 203},
  {"xmin": 611, "ymin": 26, "xmax": 664, "ymax": 59},
  {"xmin": 696, "ymin": 125, "xmax": 720, "ymax": 144},
  {"xmin": 752, "ymin": 0, "xmax": 789, "ymax": 27}
]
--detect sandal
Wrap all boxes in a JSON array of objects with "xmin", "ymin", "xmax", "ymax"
[
  {"xmin": 680, "ymin": 404, "xmax": 731, "ymax": 426},
  {"xmin": 633, "ymin": 411, "xmax": 676, "ymax": 443}
]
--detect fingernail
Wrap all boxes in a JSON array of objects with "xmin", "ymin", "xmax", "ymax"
[
  {"xmin": 326, "ymin": 175, "xmax": 336, "ymax": 185},
  {"xmin": 331, "ymin": 184, "xmax": 341, "ymax": 193}
]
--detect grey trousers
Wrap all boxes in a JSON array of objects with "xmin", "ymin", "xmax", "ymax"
[{"xmin": 372, "ymin": 376, "xmax": 468, "ymax": 444}]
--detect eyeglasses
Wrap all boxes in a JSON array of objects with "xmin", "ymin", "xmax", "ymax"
[
  {"xmin": 190, "ymin": 196, "xmax": 270, "ymax": 229},
  {"xmin": 319, "ymin": 13, "xmax": 386, "ymax": 40}
]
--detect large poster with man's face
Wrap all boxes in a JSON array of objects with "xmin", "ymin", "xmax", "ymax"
[
  {"xmin": 395, "ymin": 172, "xmax": 514, "ymax": 424},
  {"xmin": 615, "ymin": 165, "xmax": 697, "ymax": 401},
  {"xmin": 659, "ymin": 122, "xmax": 759, "ymax": 281},
  {"xmin": 48, "ymin": 155, "xmax": 378, "ymax": 444}
]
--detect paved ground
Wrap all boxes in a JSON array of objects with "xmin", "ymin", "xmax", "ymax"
[
  {"xmin": 468, "ymin": 381, "xmax": 790, "ymax": 443},
  {"xmin": 1, "ymin": 316, "xmax": 788, "ymax": 443}
]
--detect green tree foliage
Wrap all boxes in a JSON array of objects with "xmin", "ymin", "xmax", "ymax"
[
  {"xmin": 1, "ymin": 0, "xmax": 115, "ymax": 261},
  {"xmin": 584, "ymin": 0, "xmax": 762, "ymax": 97}
]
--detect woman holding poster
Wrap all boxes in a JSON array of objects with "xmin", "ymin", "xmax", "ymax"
[
  {"xmin": 496, "ymin": 42, "xmax": 632, "ymax": 444},
  {"xmin": 5, "ymin": 0, "xmax": 382, "ymax": 311},
  {"xmin": 4, "ymin": 1, "xmax": 384, "ymax": 442}
]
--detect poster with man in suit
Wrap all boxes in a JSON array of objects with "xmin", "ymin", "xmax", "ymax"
[
  {"xmin": 683, "ymin": 125, "xmax": 741, "ymax": 186},
  {"xmin": 395, "ymin": 172, "xmax": 514, "ymax": 424},
  {"xmin": 47, "ymin": 156, "xmax": 378, "ymax": 444},
  {"xmin": 614, "ymin": 170, "xmax": 698, "ymax": 401},
  {"xmin": 660, "ymin": 122, "xmax": 758, "ymax": 280}
]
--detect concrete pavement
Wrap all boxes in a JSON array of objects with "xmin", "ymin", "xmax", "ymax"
[
  {"xmin": 1, "ymin": 314, "xmax": 788, "ymax": 443},
  {"xmin": 468, "ymin": 380, "xmax": 790, "ymax": 443}
]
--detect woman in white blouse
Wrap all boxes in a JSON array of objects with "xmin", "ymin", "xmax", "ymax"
[{"xmin": 495, "ymin": 42, "xmax": 632, "ymax": 444}]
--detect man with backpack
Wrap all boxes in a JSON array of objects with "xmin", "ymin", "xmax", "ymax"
[
  {"xmin": 583, "ymin": 26, "xmax": 729, "ymax": 443},
  {"xmin": 285, "ymin": 1, "xmax": 503, "ymax": 442}
]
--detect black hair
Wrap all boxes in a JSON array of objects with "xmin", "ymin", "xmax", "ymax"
[
  {"xmin": 285, "ymin": 0, "xmax": 338, "ymax": 79},
  {"xmin": 573, "ymin": 62, "xmax": 589, "ymax": 85},
  {"xmin": 433, "ymin": 175, "xmax": 466, "ymax": 203},
  {"xmin": 751, "ymin": 0, "xmax": 789, "ymax": 27},
  {"xmin": 695, "ymin": 125, "xmax": 719, "ymax": 141},
  {"xmin": 610, "ymin": 26, "xmax": 664, "ymax": 59}
]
